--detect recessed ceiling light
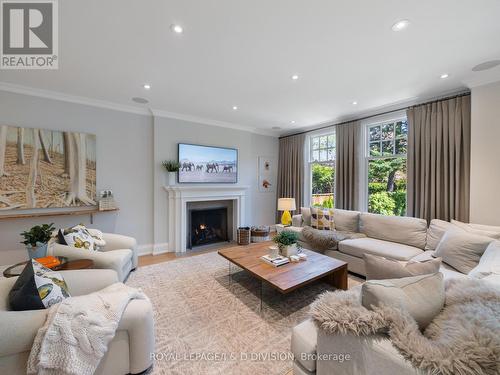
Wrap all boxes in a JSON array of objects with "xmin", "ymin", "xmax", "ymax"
[
  {"xmin": 352, "ymin": 101, "xmax": 358, "ymax": 105},
  {"xmin": 440, "ymin": 73, "xmax": 449, "ymax": 79},
  {"xmin": 291, "ymin": 74, "xmax": 299, "ymax": 80},
  {"xmin": 232, "ymin": 106, "xmax": 238, "ymax": 110},
  {"xmin": 171, "ymin": 24, "xmax": 183, "ymax": 34},
  {"xmin": 132, "ymin": 97, "xmax": 149, "ymax": 104},
  {"xmin": 391, "ymin": 20, "xmax": 410, "ymax": 32},
  {"xmin": 272, "ymin": 126, "xmax": 281, "ymax": 130},
  {"xmin": 143, "ymin": 84, "xmax": 151, "ymax": 90},
  {"xmin": 472, "ymin": 60, "xmax": 500, "ymax": 72},
  {"xmin": 290, "ymin": 121, "xmax": 296, "ymax": 124}
]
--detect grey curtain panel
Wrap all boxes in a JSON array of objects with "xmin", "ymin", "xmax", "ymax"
[
  {"xmin": 276, "ymin": 133, "xmax": 305, "ymax": 221},
  {"xmin": 335, "ymin": 121, "xmax": 361, "ymax": 210},
  {"xmin": 407, "ymin": 95, "xmax": 471, "ymax": 222}
]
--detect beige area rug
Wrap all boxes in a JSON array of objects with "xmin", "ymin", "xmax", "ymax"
[{"xmin": 126, "ymin": 251, "xmax": 363, "ymax": 375}]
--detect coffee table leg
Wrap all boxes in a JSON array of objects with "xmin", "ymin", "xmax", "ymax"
[
  {"xmin": 324, "ymin": 265, "xmax": 348, "ymax": 290},
  {"xmin": 260, "ymin": 281, "xmax": 263, "ymax": 313}
]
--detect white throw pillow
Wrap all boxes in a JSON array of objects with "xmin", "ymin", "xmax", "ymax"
[
  {"xmin": 451, "ymin": 220, "xmax": 500, "ymax": 240},
  {"xmin": 425, "ymin": 219, "xmax": 459, "ymax": 251},
  {"xmin": 468, "ymin": 241, "xmax": 500, "ymax": 279},
  {"xmin": 434, "ymin": 229, "xmax": 494, "ymax": 274},
  {"xmin": 362, "ymin": 273, "xmax": 445, "ymax": 330},
  {"xmin": 87, "ymin": 228, "xmax": 106, "ymax": 249}
]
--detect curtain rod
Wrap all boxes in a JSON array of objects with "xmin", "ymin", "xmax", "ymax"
[{"xmin": 279, "ymin": 91, "xmax": 471, "ymax": 139}]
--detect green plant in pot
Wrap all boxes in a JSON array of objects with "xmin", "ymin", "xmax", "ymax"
[
  {"xmin": 162, "ymin": 160, "xmax": 181, "ymax": 185},
  {"xmin": 20, "ymin": 223, "xmax": 55, "ymax": 260},
  {"xmin": 273, "ymin": 231, "xmax": 300, "ymax": 257}
]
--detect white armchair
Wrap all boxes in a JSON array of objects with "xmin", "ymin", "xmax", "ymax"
[
  {"xmin": 0, "ymin": 269, "xmax": 155, "ymax": 375},
  {"xmin": 48, "ymin": 231, "xmax": 139, "ymax": 282}
]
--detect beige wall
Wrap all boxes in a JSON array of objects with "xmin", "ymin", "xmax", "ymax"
[{"xmin": 470, "ymin": 80, "xmax": 500, "ymax": 225}]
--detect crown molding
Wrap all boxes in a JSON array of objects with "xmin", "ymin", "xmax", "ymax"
[
  {"xmin": 0, "ymin": 82, "xmax": 279, "ymax": 137},
  {"xmin": 150, "ymin": 109, "xmax": 278, "ymax": 137},
  {"xmin": 0, "ymin": 81, "xmax": 151, "ymax": 116}
]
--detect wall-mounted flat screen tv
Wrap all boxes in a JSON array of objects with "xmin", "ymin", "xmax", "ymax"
[{"xmin": 178, "ymin": 143, "xmax": 238, "ymax": 183}]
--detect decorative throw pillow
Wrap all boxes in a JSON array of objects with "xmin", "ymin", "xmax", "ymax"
[
  {"xmin": 468, "ymin": 240, "xmax": 500, "ymax": 279},
  {"xmin": 425, "ymin": 219, "xmax": 459, "ymax": 251},
  {"xmin": 9, "ymin": 260, "xmax": 70, "ymax": 311},
  {"xmin": 58, "ymin": 224, "xmax": 96, "ymax": 250},
  {"xmin": 451, "ymin": 219, "xmax": 500, "ymax": 240},
  {"xmin": 87, "ymin": 228, "xmax": 106, "ymax": 248},
  {"xmin": 310, "ymin": 207, "xmax": 335, "ymax": 230},
  {"xmin": 434, "ymin": 229, "xmax": 493, "ymax": 274},
  {"xmin": 363, "ymin": 253, "xmax": 442, "ymax": 280},
  {"xmin": 300, "ymin": 207, "xmax": 312, "ymax": 226},
  {"xmin": 361, "ymin": 273, "xmax": 445, "ymax": 330}
]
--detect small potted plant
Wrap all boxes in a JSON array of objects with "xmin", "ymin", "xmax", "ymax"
[
  {"xmin": 273, "ymin": 230, "xmax": 300, "ymax": 257},
  {"xmin": 162, "ymin": 160, "xmax": 181, "ymax": 185},
  {"xmin": 20, "ymin": 223, "xmax": 55, "ymax": 260}
]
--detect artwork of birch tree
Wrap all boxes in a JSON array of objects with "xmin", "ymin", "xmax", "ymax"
[{"xmin": 0, "ymin": 125, "xmax": 96, "ymax": 210}]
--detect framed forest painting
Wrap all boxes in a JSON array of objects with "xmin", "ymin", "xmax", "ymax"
[{"xmin": 0, "ymin": 125, "xmax": 96, "ymax": 211}]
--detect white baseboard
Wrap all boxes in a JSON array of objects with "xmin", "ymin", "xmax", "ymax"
[{"xmin": 137, "ymin": 243, "xmax": 170, "ymax": 256}]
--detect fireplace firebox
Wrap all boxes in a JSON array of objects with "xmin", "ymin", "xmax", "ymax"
[{"xmin": 189, "ymin": 207, "xmax": 228, "ymax": 249}]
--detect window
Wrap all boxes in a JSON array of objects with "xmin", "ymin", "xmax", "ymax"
[
  {"xmin": 366, "ymin": 119, "xmax": 408, "ymax": 216},
  {"xmin": 309, "ymin": 132, "xmax": 335, "ymax": 208}
]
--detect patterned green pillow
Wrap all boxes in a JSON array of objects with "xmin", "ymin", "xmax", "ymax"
[{"xmin": 310, "ymin": 207, "xmax": 335, "ymax": 230}]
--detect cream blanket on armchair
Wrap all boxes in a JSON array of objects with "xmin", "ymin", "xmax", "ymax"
[{"xmin": 28, "ymin": 283, "xmax": 147, "ymax": 375}]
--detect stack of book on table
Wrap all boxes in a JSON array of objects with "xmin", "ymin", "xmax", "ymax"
[{"xmin": 260, "ymin": 254, "xmax": 289, "ymax": 267}]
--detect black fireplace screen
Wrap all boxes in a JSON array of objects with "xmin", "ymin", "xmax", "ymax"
[{"xmin": 189, "ymin": 207, "xmax": 228, "ymax": 248}]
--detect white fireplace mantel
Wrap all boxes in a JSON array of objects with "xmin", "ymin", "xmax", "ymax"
[{"xmin": 164, "ymin": 185, "xmax": 249, "ymax": 252}]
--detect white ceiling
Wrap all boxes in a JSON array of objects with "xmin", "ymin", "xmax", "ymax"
[{"xmin": 1, "ymin": 0, "xmax": 500, "ymax": 135}]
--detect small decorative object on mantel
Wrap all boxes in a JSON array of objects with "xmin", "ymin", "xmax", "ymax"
[
  {"xmin": 273, "ymin": 230, "xmax": 300, "ymax": 258},
  {"xmin": 251, "ymin": 226, "xmax": 270, "ymax": 242},
  {"xmin": 237, "ymin": 227, "xmax": 251, "ymax": 245},
  {"xmin": 162, "ymin": 160, "xmax": 180, "ymax": 185},
  {"xmin": 98, "ymin": 190, "xmax": 117, "ymax": 211},
  {"xmin": 20, "ymin": 223, "xmax": 55, "ymax": 259}
]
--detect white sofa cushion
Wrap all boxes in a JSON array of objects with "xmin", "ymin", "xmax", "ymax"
[
  {"xmin": 451, "ymin": 220, "xmax": 500, "ymax": 240},
  {"xmin": 339, "ymin": 238, "xmax": 423, "ymax": 261},
  {"xmin": 425, "ymin": 219, "xmax": 458, "ymax": 251},
  {"xmin": 468, "ymin": 240, "xmax": 500, "ymax": 279},
  {"xmin": 333, "ymin": 209, "xmax": 360, "ymax": 232},
  {"xmin": 434, "ymin": 230, "xmax": 493, "ymax": 274},
  {"xmin": 291, "ymin": 319, "xmax": 318, "ymax": 372},
  {"xmin": 363, "ymin": 253, "xmax": 441, "ymax": 280},
  {"xmin": 362, "ymin": 273, "xmax": 445, "ymax": 330},
  {"xmin": 359, "ymin": 213, "xmax": 427, "ymax": 249},
  {"xmin": 409, "ymin": 251, "xmax": 467, "ymax": 280}
]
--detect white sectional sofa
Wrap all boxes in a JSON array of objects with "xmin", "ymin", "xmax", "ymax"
[
  {"xmin": 289, "ymin": 209, "xmax": 500, "ymax": 375},
  {"xmin": 291, "ymin": 208, "xmax": 464, "ymax": 278}
]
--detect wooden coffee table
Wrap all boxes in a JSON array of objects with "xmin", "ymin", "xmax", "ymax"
[{"xmin": 218, "ymin": 241, "xmax": 347, "ymax": 309}]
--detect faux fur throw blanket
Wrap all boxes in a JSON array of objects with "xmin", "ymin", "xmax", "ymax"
[
  {"xmin": 301, "ymin": 226, "xmax": 366, "ymax": 252},
  {"xmin": 28, "ymin": 283, "xmax": 147, "ymax": 375},
  {"xmin": 310, "ymin": 278, "xmax": 500, "ymax": 375}
]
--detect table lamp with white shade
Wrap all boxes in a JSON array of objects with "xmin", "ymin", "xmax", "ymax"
[{"xmin": 278, "ymin": 198, "xmax": 296, "ymax": 226}]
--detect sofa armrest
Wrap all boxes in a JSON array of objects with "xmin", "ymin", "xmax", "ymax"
[
  {"xmin": 101, "ymin": 233, "xmax": 138, "ymax": 269},
  {"xmin": 292, "ymin": 214, "xmax": 303, "ymax": 228},
  {"xmin": 316, "ymin": 330, "xmax": 420, "ymax": 375},
  {"xmin": 0, "ymin": 310, "xmax": 47, "ymax": 356},
  {"xmin": 60, "ymin": 269, "xmax": 119, "ymax": 296},
  {"xmin": 116, "ymin": 299, "xmax": 155, "ymax": 373}
]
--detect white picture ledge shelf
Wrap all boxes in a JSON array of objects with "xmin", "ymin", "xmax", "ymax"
[{"xmin": 164, "ymin": 185, "xmax": 249, "ymax": 252}]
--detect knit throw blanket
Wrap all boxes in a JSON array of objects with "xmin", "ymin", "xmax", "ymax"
[
  {"xmin": 301, "ymin": 226, "xmax": 366, "ymax": 252},
  {"xmin": 310, "ymin": 278, "xmax": 500, "ymax": 375},
  {"xmin": 28, "ymin": 283, "xmax": 147, "ymax": 375}
]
